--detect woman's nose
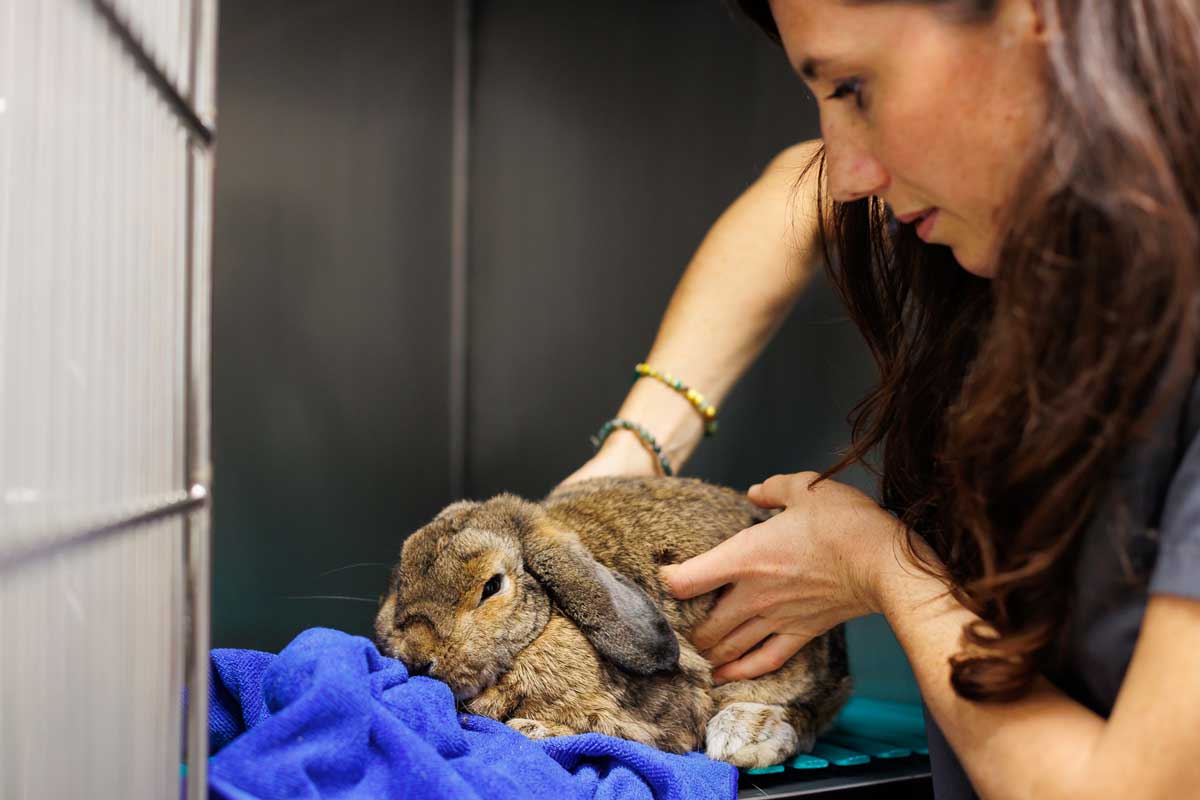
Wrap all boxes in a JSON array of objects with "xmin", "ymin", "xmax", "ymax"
[{"xmin": 824, "ymin": 140, "xmax": 890, "ymax": 203}]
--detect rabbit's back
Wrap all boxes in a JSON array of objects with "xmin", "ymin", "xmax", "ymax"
[
  {"xmin": 543, "ymin": 476, "xmax": 771, "ymax": 632},
  {"xmin": 464, "ymin": 476, "xmax": 851, "ymax": 762}
]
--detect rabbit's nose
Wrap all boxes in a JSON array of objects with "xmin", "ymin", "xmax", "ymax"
[{"xmin": 409, "ymin": 658, "xmax": 437, "ymax": 677}]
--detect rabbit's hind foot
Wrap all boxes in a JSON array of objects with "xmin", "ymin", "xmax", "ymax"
[{"xmin": 704, "ymin": 702, "xmax": 801, "ymax": 768}]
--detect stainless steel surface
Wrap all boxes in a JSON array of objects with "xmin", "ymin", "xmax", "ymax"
[
  {"xmin": 211, "ymin": 0, "xmax": 455, "ymax": 651},
  {"xmin": 449, "ymin": 0, "xmax": 473, "ymax": 500},
  {"xmin": 0, "ymin": 487, "xmax": 207, "ymax": 575},
  {"xmin": 465, "ymin": 0, "xmax": 874, "ymax": 499},
  {"xmin": 90, "ymin": 0, "xmax": 213, "ymax": 144},
  {"xmin": 102, "ymin": 0, "xmax": 191, "ymax": 92},
  {"xmin": 0, "ymin": 0, "xmax": 216, "ymax": 796},
  {"xmin": 0, "ymin": 517, "xmax": 187, "ymax": 799},
  {"xmin": 1, "ymin": 0, "xmax": 190, "ymax": 552},
  {"xmin": 184, "ymin": 504, "xmax": 212, "ymax": 799},
  {"xmin": 184, "ymin": 92, "xmax": 216, "ymax": 795}
]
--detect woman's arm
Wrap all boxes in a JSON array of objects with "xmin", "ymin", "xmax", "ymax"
[
  {"xmin": 881, "ymin": 550, "xmax": 1200, "ymax": 800},
  {"xmin": 663, "ymin": 471, "xmax": 1200, "ymax": 800},
  {"xmin": 562, "ymin": 140, "xmax": 825, "ymax": 483}
]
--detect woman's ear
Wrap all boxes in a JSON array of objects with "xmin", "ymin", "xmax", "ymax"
[
  {"xmin": 1004, "ymin": 0, "xmax": 1049, "ymax": 43},
  {"xmin": 520, "ymin": 519, "xmax": 680, "ymax": 675}
]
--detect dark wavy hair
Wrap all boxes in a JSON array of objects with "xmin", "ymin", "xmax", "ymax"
[{"xmin": 731, "ymin": 0, "xmax": 1200, "ymax": 701}]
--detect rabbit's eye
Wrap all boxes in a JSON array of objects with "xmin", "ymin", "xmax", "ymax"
[{"xmin": 479, "ymin": 574, "xmax": 504, "ymax": 605}]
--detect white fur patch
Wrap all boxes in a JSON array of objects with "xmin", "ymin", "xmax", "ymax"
[
  {"xmin": 507, "ymin": 718, "xmax": 552, "ymax": 739},
  {"xmin": 705, "ymin": 702, "xmax": 799, "ymax": 769}
]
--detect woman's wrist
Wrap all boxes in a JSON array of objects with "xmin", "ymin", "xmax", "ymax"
[
  {"xmin": 593, "ymin": 428, "xmax": 664, "ymax": 475},
  {"xmin": 868, "ymin": 524, "xmax": 954, "ymax": 622},
  {"xmin": 615, "ymin": 375, "xmax": 706, "ymax": 470},
  {"xmin": 843, "ymin": 510, "xmax": 924, "ymax": 617}
]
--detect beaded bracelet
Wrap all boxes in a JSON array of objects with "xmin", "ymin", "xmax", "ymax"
[
  {"xmin": 590, "ymin": 417, "xmax": 674, "ymax": 476},
  {"xmin": 633, "ymin": 362, "xmax": 719, "ymax": 437}
]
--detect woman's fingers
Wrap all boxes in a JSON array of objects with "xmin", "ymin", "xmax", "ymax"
[
  {"xmin": 711, "ymin": 633, "xmax": 810, "ymax": 685},
  {"xmin": 746, "ymin": 482, "xmax": 780, "ymax": 508},
  {"xmin": 746, "ymin": 475, "xmax": 790, "ymax": 508},
  {"xmin": 688, "ymin": 583, "xmax": 763, "ymax": 651},
  {"xmin": 701, "ymin": 615, "xmax": 777, "ymax": 667},
  {"xmin": 748, "ymin": 471, "xmax": 818, "ymax": 509},
  {"xmin": 659, "ymin": 534, "xmax": 747, "ymax": 600}
]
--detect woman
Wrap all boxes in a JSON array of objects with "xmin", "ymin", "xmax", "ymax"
[{"xmin": 566, "ymin": 1, "xmax": 1200, "ymax": 797}]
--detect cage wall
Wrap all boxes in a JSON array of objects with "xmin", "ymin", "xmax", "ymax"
[{"xmin": 0, "ymin": 0, "xmax": 217, "ymax": 797}]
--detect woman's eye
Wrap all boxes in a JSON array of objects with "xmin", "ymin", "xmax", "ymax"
[
  {"xmin": 479, "ymin": 574, "xmax": 503, "ymax": 604},
  {"xmin": 826, "ymin": 77, "xmax": 867, "ymax": 111}
]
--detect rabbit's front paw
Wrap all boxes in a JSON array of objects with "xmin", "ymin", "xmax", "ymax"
[
  {"xmin": 507, "ymin": 718, "xmax": 557, "ymax": 739},
  {"xmin": 705, "ymin": 702, "xmax": 799, "ymax": 768}
]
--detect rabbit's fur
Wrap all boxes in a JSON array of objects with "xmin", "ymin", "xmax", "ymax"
[{"xmin": 375, "ymin": 476, "xmax": 852, "ymax": 767}]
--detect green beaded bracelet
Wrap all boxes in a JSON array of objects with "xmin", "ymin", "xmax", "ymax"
[
  {"xmin": 633, "ymin": 362, "xmax": 719, "ymax": 437},
  {"xmin": 590, "ymin": 417, "xmax": 674, "ymax": 476}
]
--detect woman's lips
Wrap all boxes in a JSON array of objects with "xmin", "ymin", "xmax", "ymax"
[
  {"xmin": 893, "ymin": 207, "xmax": 933, "ymax": 224},
  {"xmin": 916, "ymin": 209, "xmax": 940, "ymax": 242},
  {"xmin": 890, "ymin": 206, "xmax": 940, "ymax": 242}
]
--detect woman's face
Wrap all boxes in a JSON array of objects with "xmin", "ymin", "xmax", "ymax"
[{"xmin": 767, "ymin": 0, "xmax": 1048, "ymax": 277}]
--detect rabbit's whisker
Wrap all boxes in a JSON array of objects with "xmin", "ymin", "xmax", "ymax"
[
  {"xmin": 315, "ymin": 562, "xmax": 391, "ymax": 578},
  {"xmin": 285, "ymin": 594, "xmax": 379, "ymax": 603}
]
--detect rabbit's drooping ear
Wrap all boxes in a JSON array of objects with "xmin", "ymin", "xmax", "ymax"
[{"xmin": 522, "ymin": 520, "xmax": 679, "ymax": 675}]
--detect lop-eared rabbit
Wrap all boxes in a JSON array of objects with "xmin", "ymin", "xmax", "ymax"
[{"xmin": 375, "ymin": 476, "xmax": 851, "ymax": 768}]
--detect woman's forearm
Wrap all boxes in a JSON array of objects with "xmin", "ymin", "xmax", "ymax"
[
  {"xmin": 884, "ymin": 559, "xmax": 1200, "ymax": 800},
  {"xmin": 876, "ymin": 545, "xmax": 1107, "ymax": 800},
  {"xmin": 608, "ymin": 140, "xmax": 826, "ymax": 472}
]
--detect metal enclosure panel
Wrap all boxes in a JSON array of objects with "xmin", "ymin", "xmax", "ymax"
[
  {"xmin": 192, "ymin": 0, "xmax": 219, "ymax": 129},
  {"xmin": 466, "ymin": 1, "xmax": 916, "ymax": 705},
  {"xmin": 185, "ymin": 138, "xmax": 216, "ymax": 796},
  {"xmin": 211, "ymin": 1, "xmax": 455, "ymax": 651},
  {"xmin": 466, "ymin": 0, "xmax": 875, "ymax": 498},
  {"xmin": 105, "ymin": 0, "xmax": 192, "ymax": 93},
  {"xmin": 0, "ymin": 520, "xmax": 185, "ymax": 800},
  {"xmin": 1, "ymin": 0, "xmax": 189, "ymax": 550},
  {"xmin": 0, "ymin": 0, "xmax": 217, "ymax": 796}
]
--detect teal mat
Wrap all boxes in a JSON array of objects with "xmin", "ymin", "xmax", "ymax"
[{"xmin": 738, "ymin": 696, "xmax": 928, "ymax": 777}]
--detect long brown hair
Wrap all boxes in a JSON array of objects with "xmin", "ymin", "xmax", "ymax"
[{"xmin": 732, "ymin": 0, "xmax": 1200, "ymax": 701}]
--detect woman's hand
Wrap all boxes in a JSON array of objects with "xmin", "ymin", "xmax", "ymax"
[{"xmin": 659, "ymin": 471, "xmax": 904, "ymax": 683}]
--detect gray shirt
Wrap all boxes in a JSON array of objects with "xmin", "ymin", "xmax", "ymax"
[{"xmin": 928, "ymin": 372, "xmax": 1200, "ymax": 798}]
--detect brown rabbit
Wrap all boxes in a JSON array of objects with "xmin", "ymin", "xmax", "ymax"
[{"xmin": 374, "ymin": 476, "xmax": 852, "ymax": 768}]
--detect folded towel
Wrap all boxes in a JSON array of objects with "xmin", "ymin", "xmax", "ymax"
[{"xmin": 208, "ymin": 627, "xmax": 737, "ymax": 800}]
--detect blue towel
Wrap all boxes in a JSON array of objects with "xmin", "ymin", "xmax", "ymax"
[{"xmin": 208, "ymin": 627, "xmax": 737, "ymax": 800}]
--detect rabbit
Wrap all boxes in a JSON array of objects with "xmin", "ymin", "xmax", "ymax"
[{"xmin": 374, "ymin": 476, "xmax": 852, "ymax": 768}]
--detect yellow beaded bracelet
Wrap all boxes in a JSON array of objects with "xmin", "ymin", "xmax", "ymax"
[{"xmin": 633, "ymin": 362, "xmax": 719, "ymax": 437}]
